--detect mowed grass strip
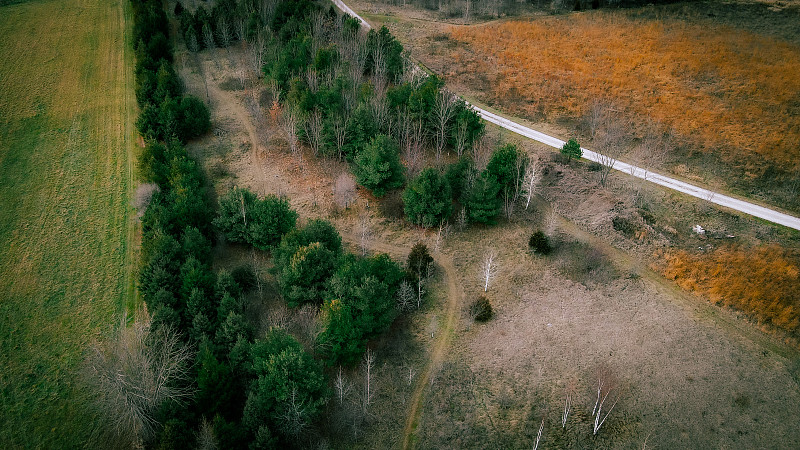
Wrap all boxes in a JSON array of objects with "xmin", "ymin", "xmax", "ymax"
[{"xmin": 0, "ymin": 0, "xmax": 136, "ymax": 446}]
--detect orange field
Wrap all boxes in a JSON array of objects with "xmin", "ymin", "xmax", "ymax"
[
  {"xmin": 661, "ymin": 245, "xmax": 800, "ymax": 336},
  {"xmin": 448, "ymin": 13, "xmax": 800, "ymax": 167}
]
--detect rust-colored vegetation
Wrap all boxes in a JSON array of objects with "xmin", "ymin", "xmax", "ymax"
[
  {"xmin": 448, "ymin": 13, "xmax": 800, "ymax": 167},
  {"xmin": 661, "ymin": 245, "xmax": 800, "ymax": 335}
]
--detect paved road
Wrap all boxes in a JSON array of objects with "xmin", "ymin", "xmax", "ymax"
[
  {"xmin": 474, "ymin": 107, "xmax": 800, "ymax": 231},
  {"xmin": 332, "ymin": 1, "xmax": 800, "ymax": 232}
]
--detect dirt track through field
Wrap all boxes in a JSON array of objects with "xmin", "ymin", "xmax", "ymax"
[{"xmin": 401, "ymin": 253, "xmax": 460, "ymax": 450}]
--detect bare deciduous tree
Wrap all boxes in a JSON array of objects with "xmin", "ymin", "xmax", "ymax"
[
  {"xmin": 524, "ymin": 158, "xmax": 539, "ymax": 210},
  {"xmin": 334, "ymin": 173, "xmax": 356, "ymax": 209},
  {"xmin": 472, "ymin": 134, "xmax": 492, "ymax": 172},
  {"xmin": 133, "ymin": 183, "xmax": 160, "ymax": 218},
  {"xmin": 279, "ymin": 387, "xmax": 310, "ymax": 437},
  {"xmin": 84, "ymin": 311, "xmax": 194, "ymax": 447},
  {"xmin": 332, "ymin": 115, "xmax": 349, "ymax": 161},
  {"xmin": 587, "ymin": 102, "xmax": 626, "ymax": 186},
  {"xmin": 248, "ymin": 32, "xmax": 267, "ymax": 80},
  {"xmin": 591, "ymin": 364, "xmax": 620, "ymax": 435},
  {"xmin": 334, "ymin": 366, "xmax": 352, "ymax": 404},
  {"xmin": 399, "ymin": 110, "xmax": 425, "ymax": 177},
  {"xmin": 481, "ymin": 249, "xmax": 498, "ymax": 292},
  {"xmin": 362, "ymin": 349, "xmax": 375, "ymax": 410},
  {"xmin": 370, "ymin": 94, "xmax": 390, "ymax": 131},
  {"xmin": 265, "ymin": 302, "xmax": 290, "ymax": 330},
  {"xmin": 397, "ymin": 280, "xmax": 415, "ymax": 312},
  {"xmin": 456, "ymin": 207, "xmax": 468, "ymax": 231},
  {"xmin": 304, "ymin": 109, "xmax": 323, "ymax": 155},
  {"xmin": 281, "ymin": 106, "xmax": 302, "ymax": 160},
  {"xmin": 295, "ymin": 304, "xmax": 323, "ymax": 352},
  {"xmin": 196, "ymin": 418, "xmax": 218, "ymax": 450},
  {"xmin": 356, "ymin": 214, "xmax": 372, "ymax": 256},
  {"xmin": 305, "ymin": 67, "xmax": 319, "ymax": 93},
  {"xmin": 433, "ymin": 90, "xmax": 457, "ymax": 164}
]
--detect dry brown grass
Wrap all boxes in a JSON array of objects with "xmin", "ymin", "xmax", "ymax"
[
  {"xmin": 661, "ymin": 245, "xmax": 800, "ymax": 335},
  {"xmin": 415, "ymin": 221, "xmax": 800, "ymax": 449},
  {"xmin": 448, "ymin": 12, "xmax": 800, "ymax": 168}
]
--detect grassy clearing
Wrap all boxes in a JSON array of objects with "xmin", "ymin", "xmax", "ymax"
[{"xmin": 0, "ymin": 0, "xmax": 136, "ymax": 446}]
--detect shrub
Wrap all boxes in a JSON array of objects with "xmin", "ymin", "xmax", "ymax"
[
  {"xmin": 469, "ymin": 296, "xmax": 493, "ymax": 322},
  {"xmin": 528, "ymin": 230, "xmax": 552, "ymax": 255},
  {"xmin": 560, "ymin": 138, "xmax": 582, "ymax": 162},
  {"xmin": 612, "ymin": 216, "xmax": 637, "ymax": 237}
]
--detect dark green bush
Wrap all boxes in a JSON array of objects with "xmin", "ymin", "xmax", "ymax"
[
  {"xmin": 469, "ymin": 296, "xmax": 493, "ymax": 322},
  {"xmin": 528, "ymin": 230, "xmax": 552, "ymax": 255}
]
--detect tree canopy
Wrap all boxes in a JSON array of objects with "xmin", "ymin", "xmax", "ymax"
[
  {"xmin": 353, "ymin": 134, "xmax": 405, "ymax": 197},
  {"xmin": 403, "ymin": 168, "xmax": 453, "ymax": 228}
]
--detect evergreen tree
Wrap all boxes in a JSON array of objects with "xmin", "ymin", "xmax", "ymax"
[
  {"xmin": 467, "ymin": 174, "xmax": 502, "ymax": 224},
  {"xmin": 353, "ymin": 134, "xmax": 405, "ymax": 197},
  {"xmin": 403, "ymin": 168, "xmax": 453, "ymax": 228},
  {"xmin": 277, "ymin": 242, "xmax": 337, "ymax": 307}
]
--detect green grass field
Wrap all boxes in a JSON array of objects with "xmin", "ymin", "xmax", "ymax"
[{"xmin": 0, "ymin": 0, "xmax": 137, "ymax": 446}]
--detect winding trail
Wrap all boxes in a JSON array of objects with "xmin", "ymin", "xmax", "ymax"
[
  {"xmin": 400, "ymin": 253, "xmax": 461, "ymax": 450},
  {"xmin": 336, "ymin": 232, "xmax": 462, "ymax": 450},
  {"xmin": 332, "ymin": 1, "xmax": 800, "ymax": 232}
]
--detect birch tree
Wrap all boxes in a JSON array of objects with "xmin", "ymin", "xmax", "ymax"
[
  {"xmin": 334, "ymin": 366, "xmax": 352, "ymax": 404},
  {"xmin": 481, "ymin": 249, "xmax": 498, "ymax": 292},
  {"xmin": 591, "ymin": 364, "xmax": 620, "ymax": 435},
  {"xmin": 362, "ymin": 349, "xmax": 375, "ymax": 410},
  {"xmin": 524, "ymin": 158, "xmax": 539, "ymax": 210}
]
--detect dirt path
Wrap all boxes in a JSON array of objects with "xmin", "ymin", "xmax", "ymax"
[
  {"xmin": 401, "ymin": 252, "xmax": 460, "ymax": 450},
  {"xmin": 201, "ymin": 63, "xmax": 272, "ymax": 193},
  {"xmin": 338, "ymin": 228, "xmax": 464, "ymax": 450}
]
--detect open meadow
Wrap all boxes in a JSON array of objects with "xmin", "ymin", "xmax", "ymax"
[{"xmin": 0, "ymin": 0, "xmax": 136, "ymax": 446}]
